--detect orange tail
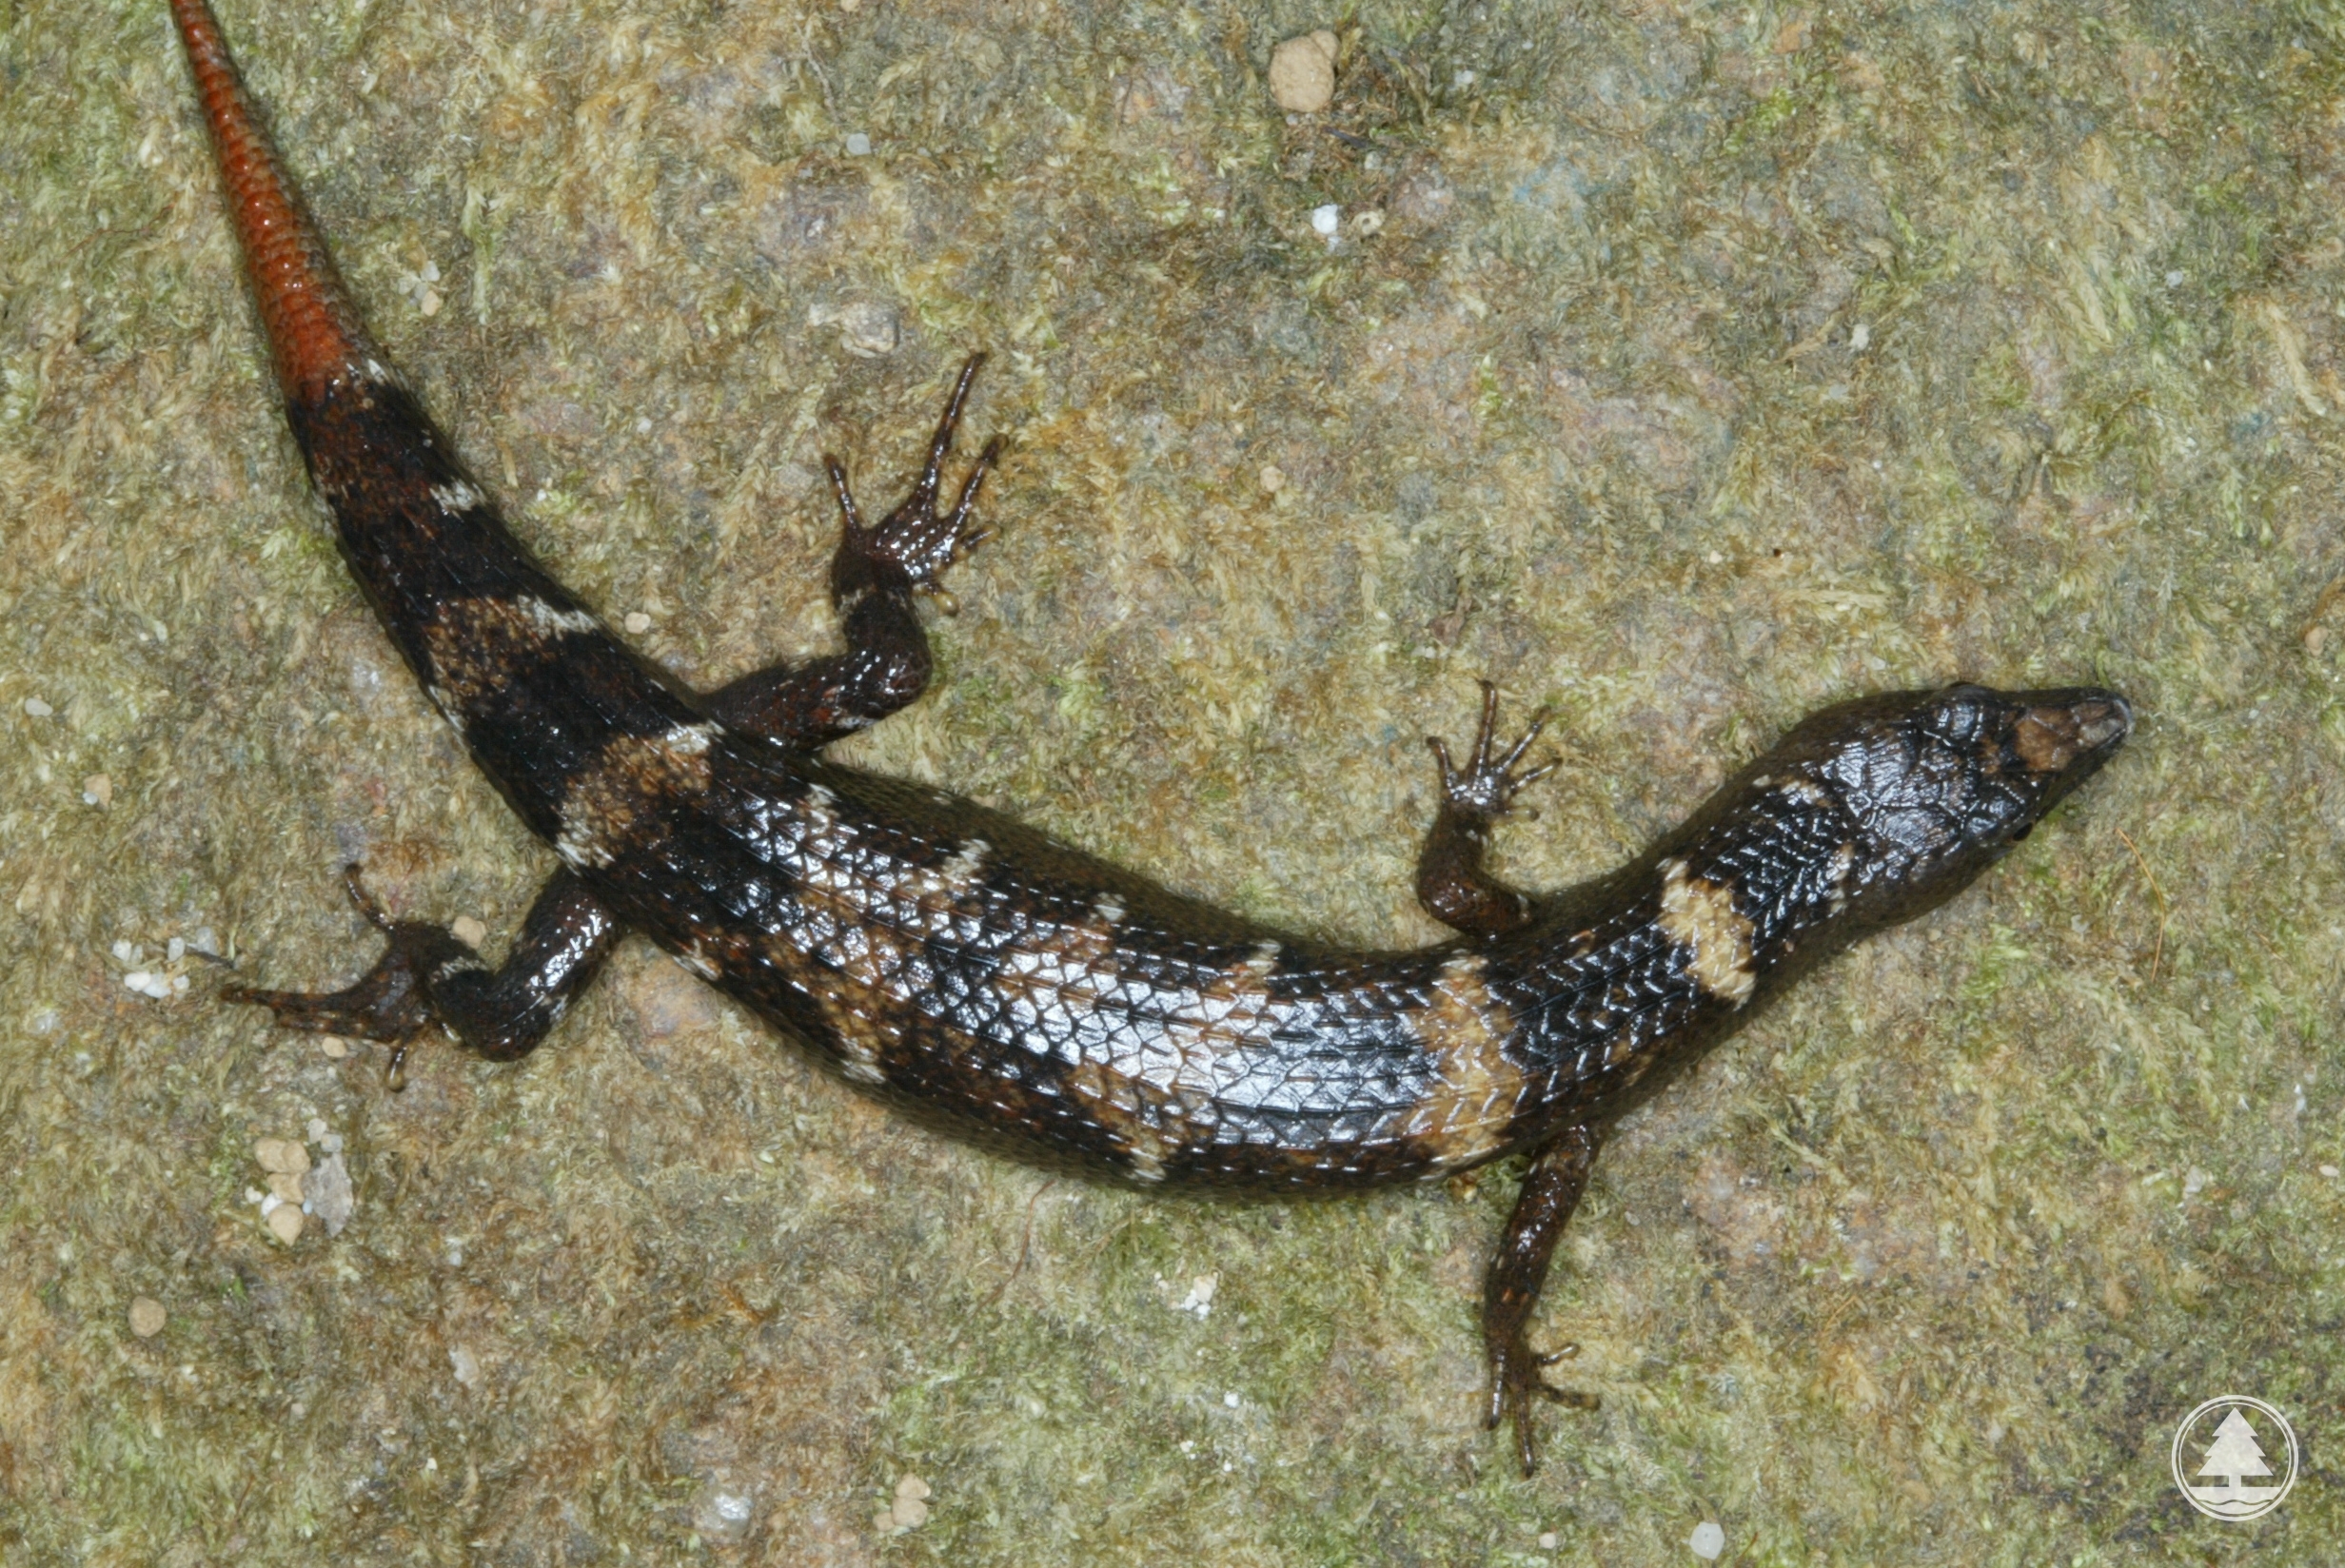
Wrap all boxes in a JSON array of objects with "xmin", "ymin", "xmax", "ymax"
[{"xmin": 170, "ymin": 0, "xmax": 379, "ymax": 402}]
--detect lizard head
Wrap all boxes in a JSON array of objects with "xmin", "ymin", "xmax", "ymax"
[{"xmin": 1769, "ymin": 682, "xmax": 2133, "ymax": 929}]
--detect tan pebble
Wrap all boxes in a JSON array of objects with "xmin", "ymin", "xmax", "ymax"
[
  {"xmin": 83, "ymin": 773, "xmax": 113, "ymax": 808},
  {"xmin": 1258, "ymin": 464, "xmax": 1287, "ymax": 495},
  {"xmin": 320, "ymin": 1037, "xmax": 349, "ymax": 1060},
  {"xmin": 2308, "ymin": 625, "xmax": 2329, "ymax": 655},
  {"xmin": 1269, "ymin": 29, "xmax": 1338, "ymax": 113},
  {"xmin": 128, "ymin": 1297, "xmax": 166, "ymax": 1338},
  {"xmin": 451, "ymin": 915, "xmax": 488, "ymax": 950},
  {"xmin": 266, "ymin": 1171, "xmax": 306, "ymax": 1205},
  {"xmin": 266, "ymin": 1205, "xmax": 305, "ymax": 1245},
  {"xmin": 254, "ymin": 1138, "xmax": 310, "ymax": 1176},
  {"xmin": 891, "ymin": 1473, "xmax": 931, "ymax": 1530}
]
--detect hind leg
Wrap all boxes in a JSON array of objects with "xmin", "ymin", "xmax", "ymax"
[{"xmin": 227, "ymin": 865, "xmax": 621, "ymax": 1088}]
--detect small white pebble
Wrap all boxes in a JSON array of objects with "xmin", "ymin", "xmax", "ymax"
[
  {"xmin": 112, "ymin": 940, "xmax": 135, "ymax": 963},
  {"xmin": 1310, "ymin": 203, "xmax": 1341, "ymax": 237},
  {"xmin": 624, "ymin": 611, "xmax": 653, "ymax": 635},
  {"xmin": 1538, "ymin": 1531, "xmax": 1559, "ymax": 1549},
  {"xmin": 2321, "ymin": 1165, "xmax": 2339, "ymax": 1179},
  {"xmin": 845, "ymin": 132, "xmax": 872, "ymax": 156},
  {"xmin": 23, "ymin": 696, "xmax": 52, "ymax": 717},
  {"xmin": 123, "ymin": 971, "xmax": 152, "ymax": 993},
  {"xmin": 2165, "ymin": 269, "xmax": 2185, "ymax": 287},
  {"xmin": 890, "ymin": 1473, "xmax": 932, "ymax": 1530},
  {"xmin": 1706, "ymin": 550, "xmax": 1724, "ymax": 564},
  {"xmin": 128, "ymin": 1297, "xmax": 167, "ymax": 1338},
  {"xmin": 1223, "ymin": 1391, "xmax": 1240, "ymax": 1408},
  {"xmin": 1849, "ymin": 322, "xmax": 1871, "ymax": 351},
  {"xmin": 1258, "ymin": 464, "xmax": 1287, "ymax": 495},
  {"xmin": 167, "ymin": 937, "xmax": 185, "ymax": 963},
  {"xmin": 449, "ymin": 1344, "xmax": 482, "ymax": 1388},
  {"xmin": 1689, "ymin": 1520, "xmax": 1725, "ymax": 1559},
  {"xmin": 305, "ymin": 1117, "xmax": 327, "ymax": 1141},
  {"xmin": 320, "ymin": 1037, "xmax": 349, "ymax": 1060},
  {"xmin": 171, "ymin": 974, "xmax": 188, "ymax": 994}
]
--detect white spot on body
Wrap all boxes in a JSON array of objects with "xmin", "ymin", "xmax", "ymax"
[
  {"xmin": 1241, "ymin": 940, "xmax": 1281, "ymax": 976},
  {"xmin": 1093, "ymin": 892, "xmax": 1127, "ymax": 927},
  {"xmin": 939, "ymin": 837, "xmax": 990, "ymax": 888},
  {"xmin": 1775, "ymin": 775, "xmax": 1834, "ymax": 809},
  {"xmin": 1825, "ymin": 841, "xmax": 1857, "ymax": 914},
  {"xmin": 429, "ymin": 480, "xmax": 484, "ymax": 514},
  {"xmin": 426, "ymin": 684, "xmax": 467, "ymax": 735},
  {"xmin": 517, "ymin": 595, "xmax": 603, "ymax": 637},
  {"xmin": 1656, "ymin": 857, "xmax": 1758, "ymax": 1007}
]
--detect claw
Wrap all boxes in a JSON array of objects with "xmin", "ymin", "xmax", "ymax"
[
  {"xmin": 221, "ymin": 864, "xmax": 470, "ymax": 1091},
  {"xmin": 1488, "ymin": 1336, "xmax": 1600, "ymax": 1476},
  {"xmin": 1430, "ymin": 682, "xmax": 1560, "ymax": 821},
  {"xmin": 842, "ymin": 357, "xmax": 1005, "ymax": 594}
]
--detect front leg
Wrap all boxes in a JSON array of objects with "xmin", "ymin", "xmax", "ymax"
[
  {"xmin": 1485, "ymin": 1124, "xmax": 1605, "ymax": 1475},
  {"xmin": 1417, "ymin": 680, "xmax": 1557, "ymax": 937},
  {"xmin": 227, "ymin": 865, "xmax": 622, "ymax": 1088},
  {"xmin": 709, "ymin": 355, "xmax": 1004, "ymax": 750}
]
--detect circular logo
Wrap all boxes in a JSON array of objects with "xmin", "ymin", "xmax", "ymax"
[{"xmin": 2171, "ymin": 1396, "xmax": 2298, "ymax": 1521}]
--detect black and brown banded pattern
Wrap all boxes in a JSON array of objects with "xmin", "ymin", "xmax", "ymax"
[{"xmin": 176, "ymin": 0, "xmax": 2134, "ymax": 1476}]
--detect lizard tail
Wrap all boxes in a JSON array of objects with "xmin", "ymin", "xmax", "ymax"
[{"xmin": 170, "ymin": 0, "xmax": 380, "ymax": 402}]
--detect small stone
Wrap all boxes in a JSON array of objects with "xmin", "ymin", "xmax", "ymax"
[
  {"xmin": 2321, "ymin": 1164, "xmax": 2339, "ymax": 1178},
  {"xmin": 448, "ymin": 1344, "xmax": 482, "ymax": 1387},
  {"xmin": 23, "ymin": 696, "xmax": 52, "ymax": 717},
  {"xmin": 844, "ymin": 131, "xmax": 872, "ymax": 156},
  {"xmin": 451, "ymin": 915, "xmax": 488, "ymax": 950},
  {"xmin": 1849, "ymin": 322, "xmax": 1871, "ymax": 351},
  {"xmin": 82, "ymin": 774, "xmax": 112, "ymax": 808},
  {"xmin": 1258, "ymin": 464, "xmax": 1287, "ymax": 494},
  {"xmin": 693, "ymin": 1482, "xmax": 755, "ymax": 1543},
  {"xmin": 266, "ymin": 1171, "xmax": 306, "ymax": 1205},
  {"xmin": 1689, "ymin": 1519, "xmax": 1725, "ymax": 1559},
  {"xmin": 128, "ymin": 1297, "xmax": 167, "ymax": 1338},
  {"xmin": 305, "ymin": 1153, "xmax": 355, "ymax": 1236},
  {"xmin": 624, "ymin": 611, "xmax": 653, "ymax": 635},
  {"xmin": 266, "ymin": 1205, "xmax": 305, "ymax": 1245},
  {"xmin": 891, "ymin": 1474, "xmax": 931, "ymax": 1531},
  {"xmin": 809, "ymin": 300, "xmax": 899, "ymax": 358},
  {"xmin": 320, "ymin": 1037, "xmax": 349, "ymax": 1060},
  {"xmin": 1269, "ymin": 30, "xmax": 1338, "ymax": 113},
  {"xmin": 1310, "ymin": 203, "xmax": 1341, "ymax": 237},
  {"xmin": 1538, "ymin": 1531, "xmax": 1559, "ymax": 1549},
  {"xmin": 254, "ymin": 1138, "xmax": 310, "ymax": 1176}
]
